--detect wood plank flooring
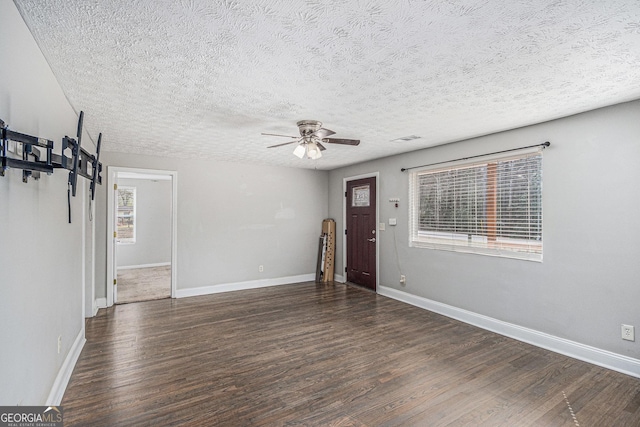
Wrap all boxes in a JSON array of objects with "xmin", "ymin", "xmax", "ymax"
[
  {"xmin": 62, "ymin": 282, "xmax": 640, "ymax": 426},
  {"xmin": 116, "ymin": 266, "xmax": 171, "ymax": 304}
]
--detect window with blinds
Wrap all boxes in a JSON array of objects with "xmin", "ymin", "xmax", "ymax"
[{"xmin": 409, "ymin": 150, "xmax": 543, "ymax": 261}]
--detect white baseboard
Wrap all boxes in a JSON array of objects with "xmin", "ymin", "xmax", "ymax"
[
  {"xmin": 86, "ymin": 298, "xmax": 106, "ymax": 318},
  {"xmin": 46, "ymin": 328, "xmax": 86, "ymax": 405},
  {"xmin": 378, "ymin": 285, "xmax": 640, "ymax": 379},
  {"xmin": 96, "ymin": 297, "xmax": 107, "ymax": 311},
  {"xmin": 176, "ymin": 274, "xmax": 315, "ymax": 298},
  {"xmin": 334, "ymin": 274, "xmax": 346, "ymax": 283},
  {"xmin": 117, "ymin": 262, "xmax": 171, "ymax": 270}
]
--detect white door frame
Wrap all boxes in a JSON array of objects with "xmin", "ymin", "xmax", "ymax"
[
  {"xmin": 342, "ymin": 172, "xmax": 380, "ymax": 291},
  {"xmin": 106, "ymin": 166, "xmax": 178, "ymax": 306}
]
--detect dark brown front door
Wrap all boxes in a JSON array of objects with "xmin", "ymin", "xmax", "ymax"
[{"xmin": 346, "ymin": 177, "xmax": 376, "ymax": 291}]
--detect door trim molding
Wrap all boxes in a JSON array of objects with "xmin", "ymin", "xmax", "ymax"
[
  {"xmin": 342, "ymin": 172, "xmax": 379, "ymax": 292},
  {"xmin": 107, "ymin": 166, "xmax": 178, "ymax": 306}
]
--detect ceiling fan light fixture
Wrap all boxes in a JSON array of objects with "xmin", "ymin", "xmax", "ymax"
[
  {"xmin": 306, "ymin": 141, "xmax": 322, "ymax": 159},
  {"xmin": 293, "ymin": 143, "xmax": 306, "ymax": 159}
]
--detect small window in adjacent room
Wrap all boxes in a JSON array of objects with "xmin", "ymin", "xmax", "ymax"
[
  {"xmin": 117, "ymin": 186, "xmax": 136, "ymax": 243},
  {"xmin": 409, "ymin": 149, "xmax": 543, "ymax": 261}
]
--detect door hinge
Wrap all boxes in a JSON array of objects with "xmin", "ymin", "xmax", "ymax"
[
  {"xmin": 114, "ymin": 183, "xmax": 117, "ymax": 190},
  {"xmin": 345, "ymin": 267, "xmax": 347, "ymax": 272},
  {"xmin": 114, "ymin": 231, "xmax": 117, "ymax": 238},
  {"xmin": 113, "ymin": 279, "xmax": 117, "ymax": 285},
  {"xmin": 345, "ymin": 191, "xmax": 347, "ymax": 197},
  {"xmin": 345, "ymin": 229, "xmax": 347, "ymax": 235}
]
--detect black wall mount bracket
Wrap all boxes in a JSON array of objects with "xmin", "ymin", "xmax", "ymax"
[
  {"xmin": 1, "ymin": 111, "xmax": 103, "ymax": 221},
  {"xmin": 0, "ymin": 119, "xmax": 54, "ymax": 182}
]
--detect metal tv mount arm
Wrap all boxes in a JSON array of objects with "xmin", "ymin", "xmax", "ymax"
[
  {"xmin": 0, "ymin": 119, "xmax": 54, "ymax": 182},
  {"xmin": 51, "ymin": 111, "xmax": 103, "ymax": 198},
  {"xmin": 1, "ymin": 111, "xmax": 103, "ymax": 222}
]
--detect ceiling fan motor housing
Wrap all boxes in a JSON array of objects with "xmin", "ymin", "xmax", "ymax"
[{"xmin": 297, "ymin": 120, "xmax": 322, "ymax": 136}]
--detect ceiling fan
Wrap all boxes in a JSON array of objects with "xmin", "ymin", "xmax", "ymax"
[{"xmin": 263, "ymin": 120, "xmax": 360, "ymax": 159}]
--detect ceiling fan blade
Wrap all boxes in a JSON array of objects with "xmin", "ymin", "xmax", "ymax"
[
  {"xmin": 324, "ymin": 138, "xmax": 360, "ymax": 146},
  {"xmin": 267, "ymin": 140, "xmax": 300, "ymax": 148},
  {"xmin": 312, "ymin": 128, "xmax": 336, "ymax": 139},
  {"xmin": 261, "ymin": 133, "xmax": 299, "ymax": 138},
  {"xmin": 316, "ymin": 141, "xmax": 327, "ymax": 151}
]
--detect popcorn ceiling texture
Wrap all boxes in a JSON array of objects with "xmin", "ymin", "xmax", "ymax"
[{"xmin": 13, "ymin": 0, "xmax": 640, "ymax": 170}]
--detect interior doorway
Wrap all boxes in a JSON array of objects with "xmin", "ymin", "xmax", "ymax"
[
  {"xmin": 106, "ymin": 167, "xmax": 177, "ymax": 306},
  {"xmin": 344, "ymin": 174, "xmax": 378, "ymax": 291}
]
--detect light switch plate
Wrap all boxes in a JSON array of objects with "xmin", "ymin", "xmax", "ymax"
[
  {"xmin": 389, "ymin": 218, "xmax": 397, "ymax": 226},
  {"xmin": 379, "ymin": 222, "xmax": 385, "ymax": 231}
]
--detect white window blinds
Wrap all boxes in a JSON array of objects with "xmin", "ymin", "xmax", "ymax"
[{"xmin": 409, "ymin": 149, "xmax": 543, "ymax": 261}]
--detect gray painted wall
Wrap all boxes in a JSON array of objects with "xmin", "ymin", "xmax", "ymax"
[
  {"xmin": 329, "ymin": 100, "xmax": 640, "ymax": 361},
  {"xmin": 116, "ymin": 177, "xmax": 172, "ymax": 268},
  {"xmin": 0, "ymin": 2, "xmax": 93, "ymax": 404},
  {"xmin": 95, "ymin": 153, "xmax": 328, "ymax": 298}
]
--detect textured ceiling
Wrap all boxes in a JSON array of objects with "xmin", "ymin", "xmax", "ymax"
[{"xmin": 13, "ymin": 0, "xmax": 640, "ymax": 170}]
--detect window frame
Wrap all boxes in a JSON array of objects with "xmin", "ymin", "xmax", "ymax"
[
  {"xmin": 116, "ymin": 186, "xmax": 137, "ymax": 244},
  {"xmin": 409, "ymin": 148, "xmax": 543, "ymax": 262}
]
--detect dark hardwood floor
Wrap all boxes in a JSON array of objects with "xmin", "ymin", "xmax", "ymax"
[{"xmin": 62, "ymin": 282, "xmax": 640, "ymax": 426}]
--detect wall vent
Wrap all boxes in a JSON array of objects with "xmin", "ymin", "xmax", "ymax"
[{"xmin": 391, "ymin": 135, "xmax": 421, "ymax": 142}]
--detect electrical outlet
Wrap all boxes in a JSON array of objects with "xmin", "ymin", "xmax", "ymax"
[
  {"xmin": 622, "ymin": 325, "xmax": 635, "ymax": 341},
  {"xmin": 57, "ymin": 335, "xmax": 62, "ymax": 354},
  {"xmin": 400, "ymin": 275, "xmax": 406, "ymax": 284},
  {"xmin": 259, "ymin": 265, "xmax": 264, "ymax": 272}
]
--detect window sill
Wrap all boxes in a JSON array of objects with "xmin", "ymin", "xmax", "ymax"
[{"xmin": 409, "ymin": 239, "xmax": 542, "ymax": 262}]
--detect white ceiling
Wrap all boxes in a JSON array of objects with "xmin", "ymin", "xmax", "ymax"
[{"xmin": 13, "ymin": 0, "xmax": 640, "ymax": 170}]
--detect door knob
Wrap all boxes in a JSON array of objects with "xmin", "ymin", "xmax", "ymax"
[{"xmin": 367, "ymin": 237, "xmax": 376, "ymax": 242}]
